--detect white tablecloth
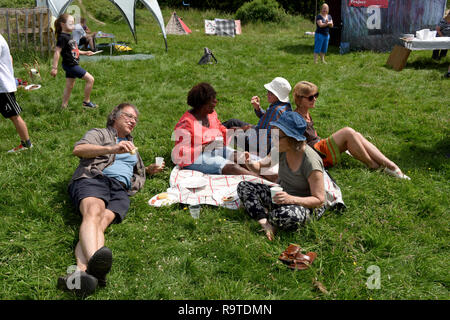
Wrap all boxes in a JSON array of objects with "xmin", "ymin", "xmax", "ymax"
[{"xmin": 402, "ymin": 37, "xmax": 450, "ymax": 50}]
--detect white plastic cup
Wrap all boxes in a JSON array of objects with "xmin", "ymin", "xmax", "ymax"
[
  {"xmin": 155, "ymin": 157, "xmax": 164, "ymax": 166},
  {"xmin": 189, "ymin": 204, "xmax": 201, "ymax": 219},
  {"xmin": 270, "ymin": 186, "xmax": 283, "ymax": 203}
]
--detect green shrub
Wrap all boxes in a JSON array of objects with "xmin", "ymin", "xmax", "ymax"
[
  {"xmin": 235, "ymin": 0, "xmax": 286, "ymax": 24},
  {"xmin": 93, "ymin": 3, "xmax": 124, "ymax": 23},
  {"xmin": 159, "ymin": 0, "xmax": 249, "ymax": 13},
  {"xmin": 1, "ymin": 0, "xmax": 35, "ymax": 8},
  {"xmin": 277, "ymin": 0, "xmax": 323, "ymax": 21}
]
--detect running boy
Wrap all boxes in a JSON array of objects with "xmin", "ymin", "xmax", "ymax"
[{"xmin": 0, "ymin": 34, "xmax": 33, "ymax": 153}]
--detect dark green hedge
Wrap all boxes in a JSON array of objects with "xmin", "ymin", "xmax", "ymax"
[
  {"xmin": 2, "ymin": 0, "xmax": 322, "ymax": 21},
  {"xmin": 158, "ymin": 0, "xmax": 248, "ymax": 12},
  {"xmin": 158, "ymin": 0, "xmax": 321, "ymax": 19},
  {"xmin": 235, "ymin": 0, "xmax": 286, "ymax": 24},
  {"xmin": 1, "ymin": 0, "xmax": 35, "ymax": 7}
]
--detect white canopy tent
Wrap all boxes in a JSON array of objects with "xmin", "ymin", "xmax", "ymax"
[{"xmin": 37, "ymin": 0, "xmax": 167, "ymax": 51}]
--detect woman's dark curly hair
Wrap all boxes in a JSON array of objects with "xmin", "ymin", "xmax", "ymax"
[{"xmin": 187, "ymin": 82, "xmax": 217, "ymax": 110}]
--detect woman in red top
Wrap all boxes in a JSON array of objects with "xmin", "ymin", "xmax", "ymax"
[{"xmin": 172, "ymin": 82, "xmax": 260, "ymax": 177}]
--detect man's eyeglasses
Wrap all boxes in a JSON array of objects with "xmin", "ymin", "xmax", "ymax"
[
  {"xmin": 121, "ymin": 112, "xmax": 138, "ymax": 123},
  {"xmin": 301, "ymin": 92, "xmax": 319, "ymax": 101}
]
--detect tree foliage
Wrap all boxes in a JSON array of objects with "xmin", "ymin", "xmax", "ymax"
[{"xmin": 235, "ymin": 0, "xmax": 286, "ymax": 24}]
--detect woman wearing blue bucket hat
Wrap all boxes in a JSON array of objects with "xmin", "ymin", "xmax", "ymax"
[{"xmin": 237, "ymin": 111, "xmax": 326, "ymax": 240}]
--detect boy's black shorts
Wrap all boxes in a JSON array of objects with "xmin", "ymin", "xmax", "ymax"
[{"xmin": 0, "ymin": 92, "xmax": 22, "ymax": 118}]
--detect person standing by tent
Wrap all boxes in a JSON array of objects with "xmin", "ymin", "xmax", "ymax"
[
  {"xmin": 50, "ymin": 14, "xmax": 97, "ymax": 109},
  {"xmin": 432, "ymin": 10, "xmax": 450, "ymax": 61},
  {"xmin": 292, "ymin": 81, "xmax": 410, "ymax": 180},
  {"xmin": 314, "ymin": 3, "xmax": 333, "ymax": 64},
  {"xmin": 0, "ymin": 34, "xmax": 33, "ymax": 153}
]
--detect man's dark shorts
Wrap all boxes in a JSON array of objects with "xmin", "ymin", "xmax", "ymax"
[
  {"xmin": 62, "ymin": 63, "xmax": 87, "ymax": 79},
  {"xmin": 68, "ymin": 175, "xmax": 130, "ymax": 224}
]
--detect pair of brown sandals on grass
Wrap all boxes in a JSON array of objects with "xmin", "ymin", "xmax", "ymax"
[{"xmin": 278, "ymin": 244, "xmax": 317, "ymax": 270}]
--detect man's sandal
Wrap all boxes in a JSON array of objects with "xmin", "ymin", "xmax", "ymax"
[{"xmin": 57, "ymin": 270, "xmax": 98, "ymax": 297}]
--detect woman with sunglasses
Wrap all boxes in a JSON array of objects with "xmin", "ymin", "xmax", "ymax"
[{"xmin": 293, "ymin": 81, "xmax": 410, "ymax": 180}]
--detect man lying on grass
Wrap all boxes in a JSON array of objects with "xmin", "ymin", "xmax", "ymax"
[{"xmin": 57, "ymin": 103, "xmax": 164, "ymax": 297}]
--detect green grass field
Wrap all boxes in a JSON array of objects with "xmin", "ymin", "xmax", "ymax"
[{"xmin": 0, "ymin": 4, "xmax": 449, "ymax": 300}]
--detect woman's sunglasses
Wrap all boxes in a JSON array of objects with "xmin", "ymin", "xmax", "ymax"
[{"xmin": 302, "ymin": 92, "xmax": 319, "ymax": 101}]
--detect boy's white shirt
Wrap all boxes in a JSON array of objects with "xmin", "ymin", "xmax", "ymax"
[{"xmin": 0, "ymin": 34, "xmax": 17, "ymax": 93}]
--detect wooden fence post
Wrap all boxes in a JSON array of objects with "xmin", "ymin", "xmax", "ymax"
[
  {"xmin": 47, "ymin": 10, "xmax": 51, "ymax": 55},
  {"xmin": 25, "ymin": 10, "xmax": 29, "ymax": 50},
  {"xmin": 5, "ymin": 10, "xmax": 11, "ymax": 47},
  {"xmin": 0, "ymin": 8, "xmax": 52, "ymax": 55},
  {"xmin": 33, "ymin": 10, "xmax": 37, "ymax": 50},
  {"xmin": 39, "ymin": 11, "xmax": 43, "ymax": 54}
]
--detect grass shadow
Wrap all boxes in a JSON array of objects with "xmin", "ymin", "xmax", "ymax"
[
  {"xmin": 49, "ymin": 179, "xmax": 81, "ymax": 229},
  {"xmin": 278, "ymin": 43, "xmax": 315, "ymax": 55},
  {"xmin": 403, "ymin": 56, "xmax": 450, "ymax": 72},
  {"xmin": 402, "ymin": 136, "xmax": 450, "ymax": 171},
  {"xmin": 279, "ymin": 43, "xmax": 340, "ymax": 57}
]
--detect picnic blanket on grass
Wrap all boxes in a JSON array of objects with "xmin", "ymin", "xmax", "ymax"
[
  {"xmin": 168, "ymin": 166, "xmax": 278, "ymax": 209},
  {"xmin": 156, "ymin": 166, "xmax": 345, "ymax": 211}
]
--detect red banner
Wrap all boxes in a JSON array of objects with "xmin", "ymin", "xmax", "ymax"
[{"xmin": 348, "ymin": 0, "xmax": 389, "ymax": 8}]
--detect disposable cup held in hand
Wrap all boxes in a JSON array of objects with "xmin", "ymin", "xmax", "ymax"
[
  {"xmin": 270, "ymin": 187, "xmax": 283, "ymax": 203},
  {"xmin": 189, "ymin": 204, "xmax": 201, "ymax": 219},
  {"xmin": 155, "ymin": 157, "xmax": 164, "ymax": 166}
]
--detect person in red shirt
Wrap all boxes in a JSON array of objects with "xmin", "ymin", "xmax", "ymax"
[{"xmin": 172, "ymin": 82, "xmax": 262, "ymax": 177}]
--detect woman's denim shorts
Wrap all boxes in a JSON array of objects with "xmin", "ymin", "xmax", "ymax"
[{"xmin": 184, "ymin": 146, "xmax": 235, "ymax": 175}]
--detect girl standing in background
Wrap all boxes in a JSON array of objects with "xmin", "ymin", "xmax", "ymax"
[
  {"xmin": 50, "ymin": 14, "xmax": 97, "ymax": 109},
  {"xmin": 314, "ymin": 3, "xmax": 333, "ymax": 64}
]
